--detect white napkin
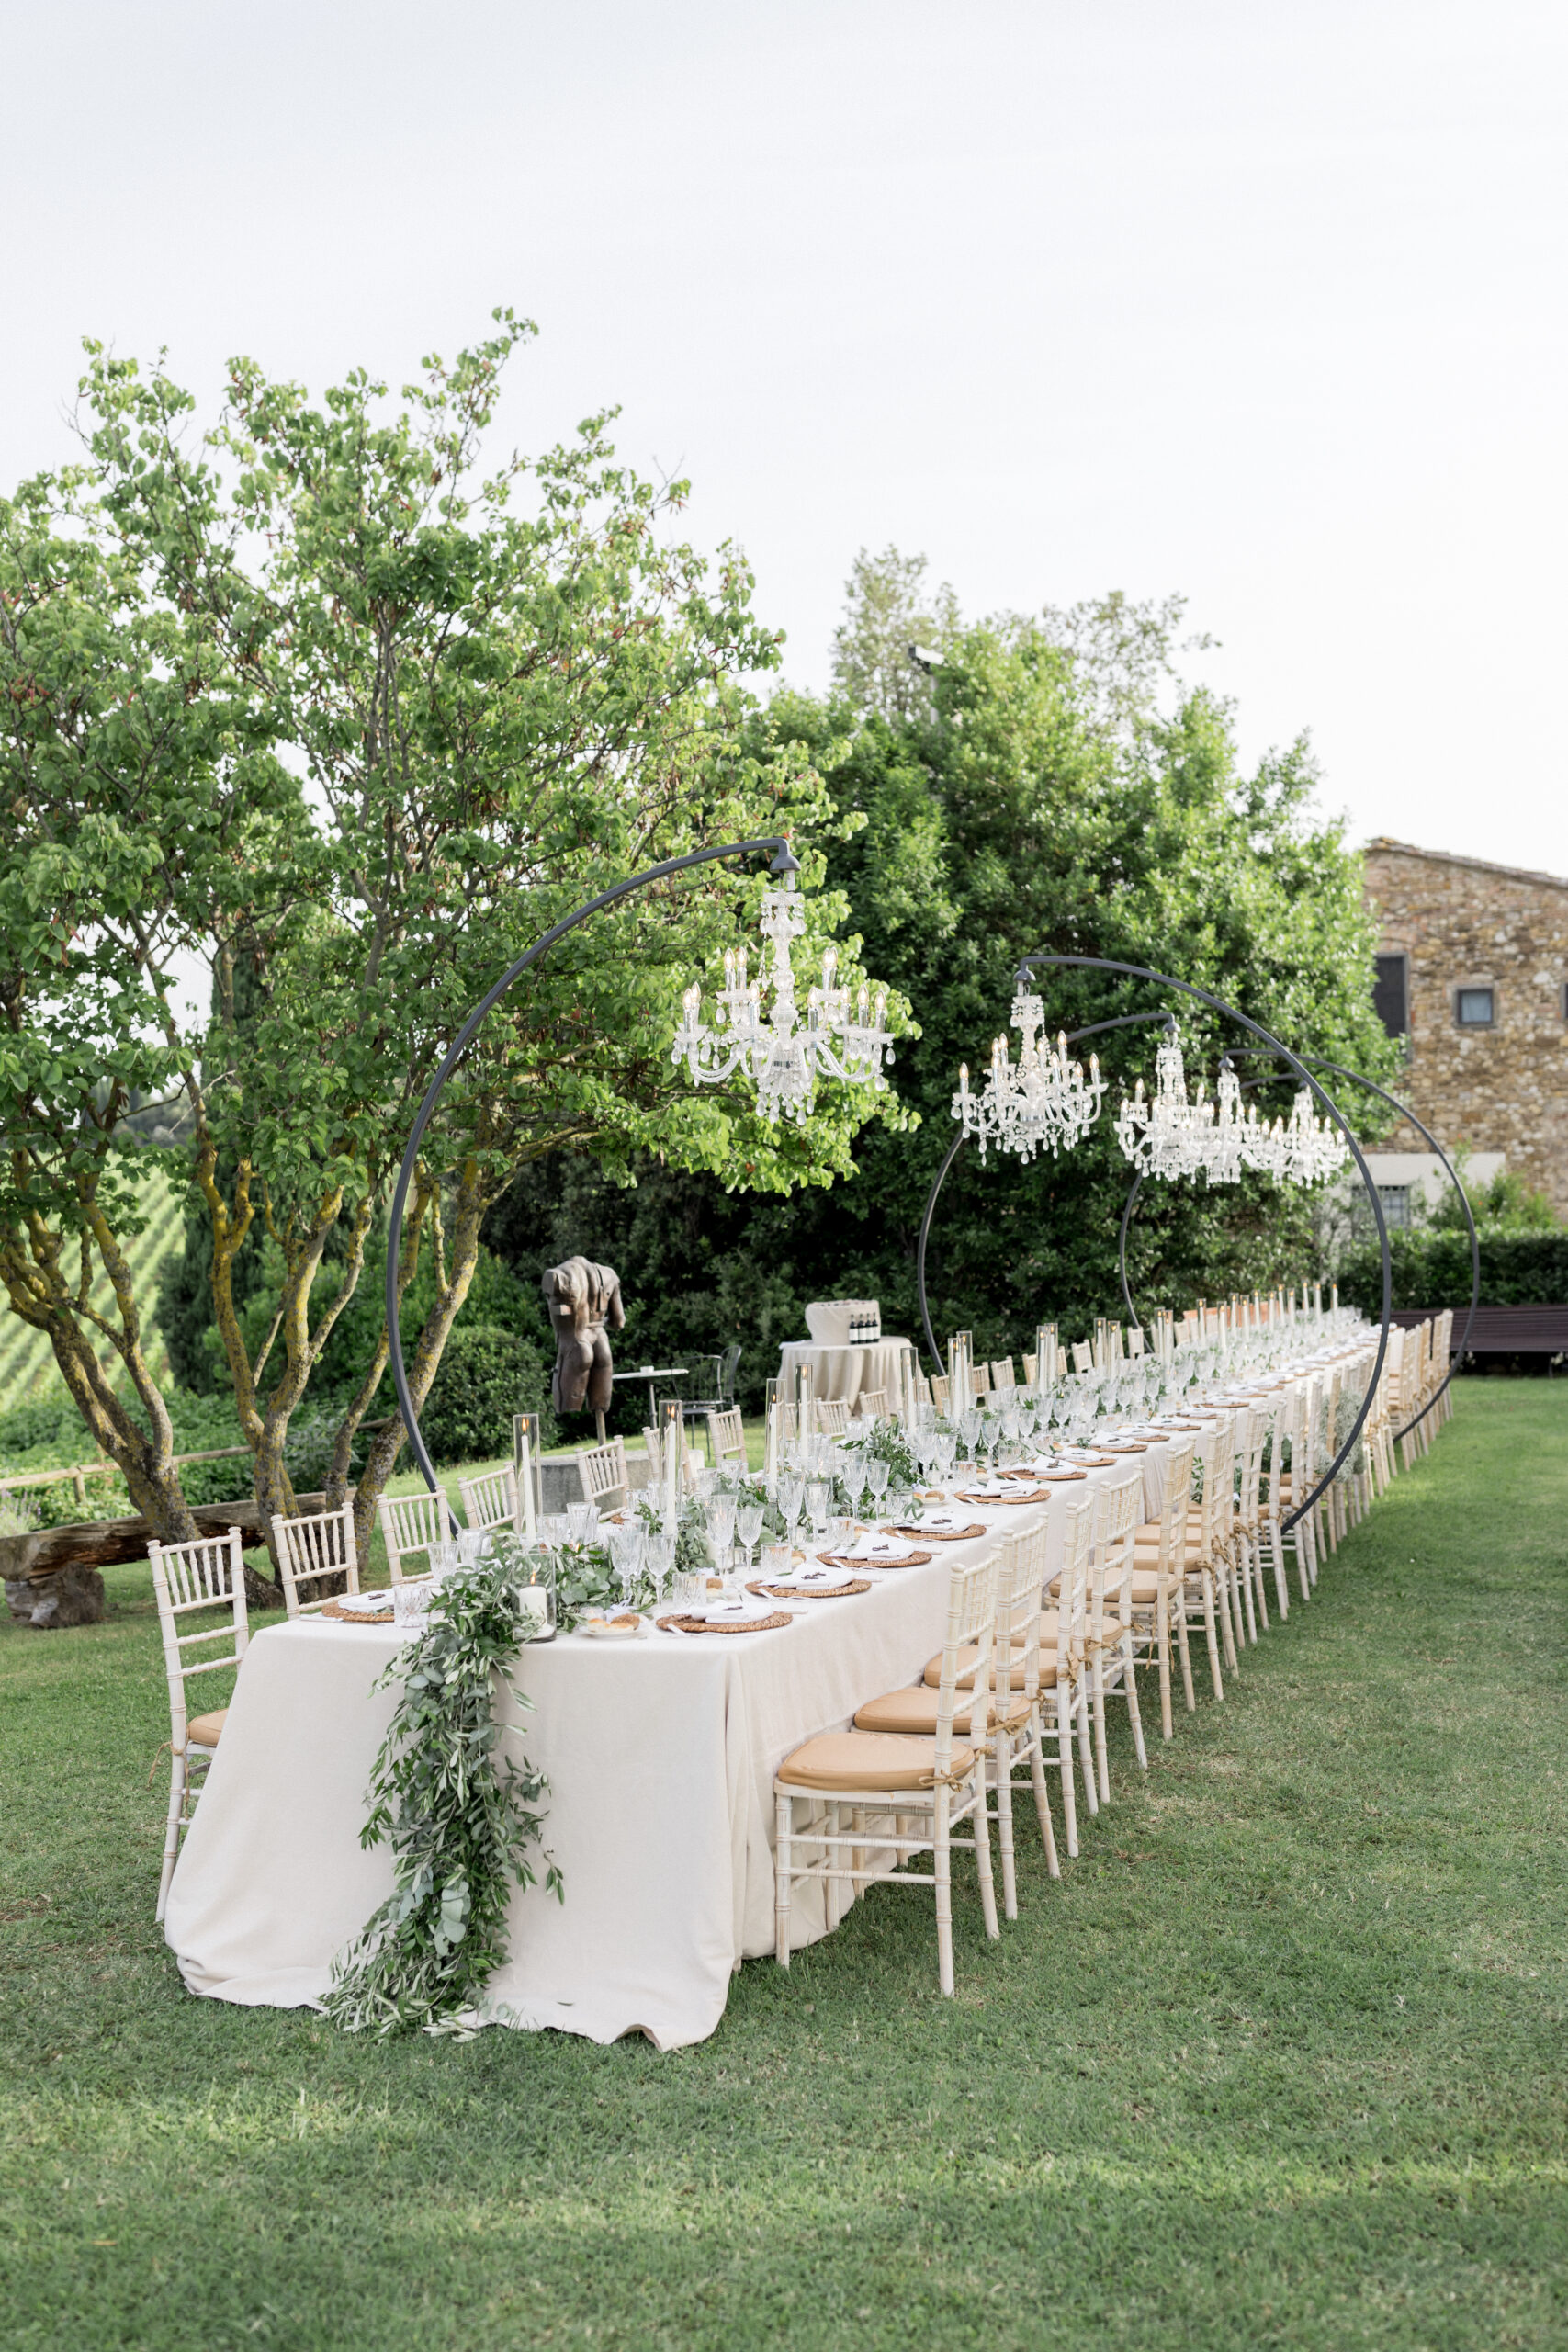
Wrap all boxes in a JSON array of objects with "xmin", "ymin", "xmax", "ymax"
[
  {"xmin": 693, "ymin": 1596, "xmax": 783, "ymax": 1624},
  {"xmin": 919, "ymin": 1511, "xmax": 973, "ymax": 1532},
  {"xmin": 335, "ymin": 1590, "xmax": 392, "ymax": 1614},
  {"xmin": 841, "ymin": 1533, "xmax": 919, "ymax": 1563}
]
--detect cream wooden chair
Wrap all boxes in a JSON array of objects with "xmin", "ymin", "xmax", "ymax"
[
  {"xmin": 1258, "ymin": 1385, "xmax": 1310, "ymax": 1609},
  {"xmin": 930, "ymin": 1374, "xmax": 951, "ymax": 1414},
  {"xmin": 1125, "ymin": 1434, "xmax": 1198, "ymax": 1739},
  {"xmin": 271, "ymin": 1498, "xmax": 359, "ymax": 1619},
  {"xmin": 985, "ymin": 1519, "xmax": 1057, "ymax": 1914},
  {"xmin": 858, "ymin": 1387, "xmax": 889, "ymax": 1418},
  {"xmin": 812, "ymin": 1399, "xmax": 850, "ymax": 1439},
  {"xmin": 1231, "ymin": 1407, "xmax": 1269, "ymax": 1643},
  {"xmin": 576, "ymin": 1435, "xmax": 629, "ymax": 1514},
  {"xmin": 1083, "ymin": 1464, "xmax": 1149, "ymax": 1804},
  {"xmin": 855, "ymin": 1521, "xmax": 1057, "ymax": 1916},
  {"xmin": 376, "ymin": 1486, "xmax": 453, "ymax": 1584},
  {"xmin": 775, "ymin": 1549, "xmax": 1001, "ymax": 1997},
  {"xmin": 1070, "ymin": 1340, "xmax": 1093, "ymax": 1374},
  {"xmin": 149, "ymin": 1526, "xmax": 250, "ymax": 1921},
  {"xmin": 968, "ymin": 1365, "xmax": 991, "ymax": 1398},
  {"xmin": 458, "ymin": 1462, "xmax": 521, "ymax": 1536},
  {"xmin": 1143, "ymin": 1420, "xmax": 1229, "ymax": 1701},
  {"xmin": 989, "ymin": 1358, "xmax": 1017, "ymax": 1393},
  {"xmin": 704, "ymin": 1404, "xmax": 749, "ymax": 1465}
]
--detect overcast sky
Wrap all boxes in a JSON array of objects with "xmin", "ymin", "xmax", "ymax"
[{"xmin": 8, "ymin": 0, "xmax": 1566, "ymax": 879}]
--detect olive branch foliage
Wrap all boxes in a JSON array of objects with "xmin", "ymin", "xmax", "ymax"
[{"xmin": 324, "ymin": 1552, "xmax": 561, "ymax": 2037}]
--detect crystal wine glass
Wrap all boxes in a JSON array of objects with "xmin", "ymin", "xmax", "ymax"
[
  {"xmin": 705, "ymin": 1497, "xmax": 737, "ymax": 1582},
  {"xmin": 735, "ymin": 1502, "xmax": 765, "ymax": 1580},
  {"xmin": 864, "ymin": 1456, "xmax": 890, "ymax": 1516},
  {"xmin": 607, "ymin": 1520, "xmax": 644, "ymax": 1611}
]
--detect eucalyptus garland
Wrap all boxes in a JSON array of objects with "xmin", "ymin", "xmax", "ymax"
[{"xmin": 324, "ymin": 1552, "xmax": 560, "ymax": 2038}]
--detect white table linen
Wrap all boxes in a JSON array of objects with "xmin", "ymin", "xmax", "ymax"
[
  {"xmin": 776, "ymin": 1335, "xmax": 913, "ymax": 1409},
  {"xmin": 167, "ymin": 1497, "xmax": 1027, "ymax": 2052}
]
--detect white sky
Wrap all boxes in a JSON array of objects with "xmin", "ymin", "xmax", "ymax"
[{"xmin": 7, "ymin": 0, "xmax": 1566, "ymax": 879}]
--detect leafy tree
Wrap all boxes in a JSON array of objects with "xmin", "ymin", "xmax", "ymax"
[
  {"xmin": 1, "ymin": 322, "xmax": 905, "ymax": 1566},
  {"xmin": 485, "ymin": 563, "xmax": 1398, "ymax": 1373}
]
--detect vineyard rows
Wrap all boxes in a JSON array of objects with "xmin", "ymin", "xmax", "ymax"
[{"xmin": 0, "ymin": 1162, "xmax": 185, "ymax": 1417}]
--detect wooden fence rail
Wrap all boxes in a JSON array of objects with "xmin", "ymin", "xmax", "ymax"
[{"xmin": 0, "ymin": 1444, "xmax": 252, "ymax": 1510}]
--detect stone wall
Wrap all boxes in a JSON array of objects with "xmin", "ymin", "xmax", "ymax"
[{"xmin": 1362, "ymin": 838, "xmax": 1568, "ymax": 1214}]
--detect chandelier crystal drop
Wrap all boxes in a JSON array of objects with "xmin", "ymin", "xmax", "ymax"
[
  {"xmin": 671, "ymin": 878, "xmax": 895, "ymax": 1125},
  {"xmin": 950, "ymin": 988, "xmax": 1106, "ymax": 1163}
]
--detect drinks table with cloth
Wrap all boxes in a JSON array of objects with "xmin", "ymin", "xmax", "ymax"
[{"xmin": 165, "ymin": 1464, "xmax": 1160, "ymax": 2052}]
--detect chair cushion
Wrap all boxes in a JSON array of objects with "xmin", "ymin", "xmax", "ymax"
[
  {"xmin": 924, "ymin": 1643, "xmax": 1056, "ymax": 1690},
  {"xmin": 853, "ymin": 1686, "xmax": 984, "ymax": 1737},
  {"xmin": 776, "ymin": 1731, "xmax": 975, "ymax": 1792},
  {"xmin": 1010, "ymin": 1611, "xmax": 1061, "ymax": 1646},
  {"xmin": 186, "ymin": 1708, "xmax": 228, "ymax": 1749}
]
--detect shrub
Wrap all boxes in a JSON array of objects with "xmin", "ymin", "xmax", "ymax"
[
  {"xmin": 416, "ymin": 1326, "xmax": 556, "ymax": 1468},
  {"xmin": 1337, "ymin": 1229, "xmax": 1568, "ymax": 1316}
]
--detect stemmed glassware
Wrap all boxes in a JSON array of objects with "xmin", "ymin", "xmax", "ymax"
[
  {"xmin": 776, "ymin": 1474, "xmax": 803, "ymax": 1546},
  {"xmin": 863, "ymin": 1456, "xmax": 890, "ymax": 1518},
  {"xmin": 645, "ymin": 1530, "xmax": 677, "ymax": 1610},
  {"xmin": 806, "ymin": 1479, "xmax": 831, "ymax": 1544},
  {"xmin": 607, "ymin": 1520, "xmax": 645, "ymax": 1612},
  {"xmin": 705, "ymin": 1497, "xmax": 737, "ymax": 1589},
  {"xmin": 735, "ymin": 1500, "xmax": 765, "ymax": 1578},
  {"xmin": 840, "ymin": 1450, "xmax": 869, "ymax": 1520}
]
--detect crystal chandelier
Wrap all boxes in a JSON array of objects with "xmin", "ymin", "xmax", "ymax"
[
  {"xmin": 1114, "ymin": 1023, "xmax": 1212, "ymax": 1180},
  {"xmin": 1280, "ymin": 1086, "xmax": 1348, "ymax": 1183},
  {"xmin": 1116, "ymin": 1026, "xmax": 1349, "ymax": 1189},
  {"xmin": 671, "ymin": 877, "xmax": 895, "ymax": 1124},
  {"xmin": 951, "ymin": 988, "xmax": 1106, "ymax": 1163}
]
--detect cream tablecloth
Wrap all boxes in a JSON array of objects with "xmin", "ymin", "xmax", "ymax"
[
  {"xmin": 776, "ymin": 1335, "xmax": 914, "ymax": 1410},
  {"xmin": 164, "ymin": 1435, "xmax": 1203, "ymax": 2052}
]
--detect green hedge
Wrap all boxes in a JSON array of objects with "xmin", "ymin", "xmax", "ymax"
[
  {"xmin": 1337, "ymin": 1230, "xmax": 1568, "ymax": 1316},
  {"xmin": 416, "ymin": 1325, "xmax": 556, "ymax": 1469}
]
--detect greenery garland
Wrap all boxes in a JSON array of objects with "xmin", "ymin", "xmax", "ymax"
[{"xmin": 324, "ymin": 1552, "xmax": 560, "ymax": 2038}]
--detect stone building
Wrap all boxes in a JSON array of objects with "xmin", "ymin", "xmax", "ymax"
[{"xmin": 1361, "ymin": 837, "xmax": 1568, "ymax": 1219}]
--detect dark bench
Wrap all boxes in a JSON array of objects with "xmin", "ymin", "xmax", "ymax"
[{"xmin": 1393, "ymin": 1306, "xmax": 1568, "ymax": 1356}]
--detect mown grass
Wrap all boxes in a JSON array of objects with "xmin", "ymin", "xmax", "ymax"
[{"xmin": 1, "ymin": 1381, "xmax": 1563, "ymax": 2350}]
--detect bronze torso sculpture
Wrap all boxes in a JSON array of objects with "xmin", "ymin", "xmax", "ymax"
[{"xmin": 541, "ymin": 1257, "xmax": 625, "ymax": 1417}]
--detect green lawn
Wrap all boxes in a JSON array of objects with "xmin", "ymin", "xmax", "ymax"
[{"xmin": 2, "ymin": 1382, "xmax": 1564, "ymax": 2350}]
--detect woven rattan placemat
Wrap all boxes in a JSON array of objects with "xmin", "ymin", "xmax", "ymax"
[
  {"xmin": 320, "ymin": 1600, "xmax": 393, "ymax": 1624},
  {"xmin": 655, "ymin": 1610, "xmax": 795, "ymax": 1635},
  {"xmin": 890, "ymin": 1521, "xmax": 986, "ymax": 1542},
  {"xmin": 747, "ymin": 1577, "xmax": 872, "ymax": 1600}
]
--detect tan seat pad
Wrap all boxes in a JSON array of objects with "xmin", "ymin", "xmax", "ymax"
[
  {"xmin": 923, "ymin": 1645, "xmax": 1058, "ymax": 1691},
  {"xmin": 186, "ymin": 1708, "xmax": 228, "ymax": 1749},
  {"xmin": 777, "ymin": 1730, "xmax": 976, "ymax": 1792},
  {"xmin": 853, "ymin": 1686, "xmax": 985, "ymax": 1737}
]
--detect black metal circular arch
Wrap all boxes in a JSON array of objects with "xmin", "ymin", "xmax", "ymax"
[
  {"xmin": 385, "ymin": 836, "xmax": 801, "ymax": 1500},
  {"xmin": 913, "ymin": 954, "xmax": 1393, "ymax": 1534}
]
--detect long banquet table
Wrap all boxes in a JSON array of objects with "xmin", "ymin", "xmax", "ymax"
[
  {"xmin": 165, "ymin": 1448, "xmax": 1177, "ymax": 2050},
  {"xmin": 166, "ymin": 1351, "xmax": 1371, "ymax": 2052}
]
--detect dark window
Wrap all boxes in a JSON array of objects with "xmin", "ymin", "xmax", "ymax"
[
  {"xmin": 1378, "ymin": 1184, "xmax": 1413, "ymax": 1229},
  {"xmin": 1372, "ymin": 954, "xmax": 1408, "ymax": 1038},
  {"xmin": 1456, "ymin": 987, "xmax": 1495, "ymax": 1028}
]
